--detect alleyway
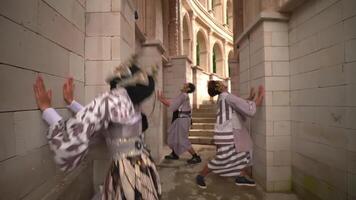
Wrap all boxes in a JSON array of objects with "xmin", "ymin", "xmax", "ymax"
[{"xmin": 159, "ymin": 145, "xmax": 298, "ymax": 200}]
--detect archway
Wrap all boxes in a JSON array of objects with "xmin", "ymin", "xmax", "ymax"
[
  {"xmin": 196, "ymin": 30, "xmax": 208, "ymax": 71},
  {"xmin": 182, "ymin": 14, "xmax": 192, "ymax": 59},
  {"xmin": 212, "ymin": 42, "xmax": 224, "ymax": 76}
]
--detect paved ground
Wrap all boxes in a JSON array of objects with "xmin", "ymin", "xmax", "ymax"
[{"xmin": 158, "ymin": 145, "xmax": 298, "ymax": 200}]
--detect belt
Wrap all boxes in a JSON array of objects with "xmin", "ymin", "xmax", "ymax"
[
  {"xmin": 107, "ymin": 136, "xmax": 144, "ymax": 160},
  {"xmin": 178, "ymin": 110, "xmax": 191, "ymax": 118}
]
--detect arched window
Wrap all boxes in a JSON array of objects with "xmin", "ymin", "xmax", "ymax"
[
  {"xmin": 212, "ymin": 43, "xmax": 224, "ymax": 76},
  {"xmin": 196, "ymin": 31, "xmax": 208, "ymax": 71},
  {"xmin": 182, "ymin": 14, "xmax": 192, "ymax": 58},
  {"xmin": 226, "ymin": 0, "xmax": 233, "ymax": 28},
  {"xmin": 211, "ymin": 0, "xmax": 223, "ymax": 23},
  {"xmin": 212, "ymin": 50, "xmax": 217, "ymax": 73},
  {"xmin": 196, "ymin": 42, "xmax": 200, "ymax": 65}
]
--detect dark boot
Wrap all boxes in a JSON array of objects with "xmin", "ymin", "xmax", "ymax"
[
  {"xmin": 187, "ymin": 154, "xmax": 202, "ymax": 164},
  {"xmin": 164, "ymin": 151, "xmax": 179, "ymax": 160}
]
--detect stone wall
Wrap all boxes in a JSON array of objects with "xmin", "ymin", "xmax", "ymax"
[
  {"xmin": 238, "ymin": 14, "xmax": 292, "ymax": 192},
  {"xmin": 85, "ymin": 0, "xmax": 137, "ymax": 192},
  {"xmin": 289, "ymin": 0, "xmax": 356, "ymax": 199},
  {"xmin": 0, "ymin": 0, "xmax": 87, "ymax": 199}
]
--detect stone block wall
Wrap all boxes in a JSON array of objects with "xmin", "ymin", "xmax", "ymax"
[
  {"xmin": 238, "ymin": 18, "xmax": 292, "ymax": 192},
  {"xmin": 0, "ymin": 0, "xmax": 86, "ymax": 199},
  {"xmin": 85, "ymin": 0, "xmax": 135, "ymax": 103},
  {"xmin": 289, "ymin": 0, "xmax": 356, "ymax": 199},
  {"xmin": 85, "ymin": 0, "xmax": 136, "ymax": 192}
]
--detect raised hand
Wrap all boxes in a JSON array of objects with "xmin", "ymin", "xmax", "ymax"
[
  {"xmin": 255, "ymin": 85, "xmax": 265, "ymax": 106},
  {"xmin": 63, "ymin": 77, "xmax": 75, "ymax": 105},
  {"xmin": 156, "ymin": 90, "xmax": 163, "ymax": 101},
  {"xmin": 247, "ymin": 87, "xmax": 256, "ymax": 101},
  {"xmin": 33, "ymin": 75, "xmax": 52, "ymax": 111}
]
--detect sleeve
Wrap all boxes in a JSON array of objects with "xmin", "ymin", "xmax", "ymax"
[
  {"xmin": 67, "ymin": 100, "xmax": 84, "ymax": 113},
  {"xmin": 168, "ymin": 93, "xmax": 186, "ymax": 112},
  {"xmin": 226, "ymin": 94, "xmax": 256, "ymax": 117},
  {"xmin": 44, "ymin": 90, "xmax": 135, "ymax": 171}
]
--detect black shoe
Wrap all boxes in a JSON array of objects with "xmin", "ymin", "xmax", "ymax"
[
  {"xmin": 235, "ymin": 176, "xmax": 256, "ymax": 186},
  {"xmin": 165, "ymin": 152, "xmax": 179, "ymax": 160},
  {"xmin": 196, "ymin": 175, "xmax": 207, "ymax": 189},
  {"xmin": 187, "ymin": 155, "xmax": 202, "ymax": 164}
]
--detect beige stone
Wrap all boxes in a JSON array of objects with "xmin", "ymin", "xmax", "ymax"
[
  {"xmin": 86, "ymin": 0, "xmax": 111, "ymax": 12},
  {"xmin": 265, "ymin": 47, "xmax": 289, "ymax": 61},
  {"xmin": 343, "ymin": 0, "xmax": 356, "ymax": 19},
  {"xmin": 0, "ymin": 113, "xmax": 15, "ymax": 161},
  {"xmin": 14, "ymin": 110, "xmax": 48, "ymax": 155},
  {"xmin": 267, "ymin": 136, "xmax": 291, "ymax": 151},
  {"xmin": 272, "ymin": 32, "xmax": 288, "ymax": 46},
  {"xmin": 86, "ymin": 12, "xmax": 121, "ymax": 36},
  {"xmin": 38, "ymin": 1, "xmax": 84, "ymax": 55},
  {"xmin": 43, "ymin": 0, "xmax": 85, "ymax": 32},
  {"xmin": 0, "ymin": 0, "xmax": 39, "ymax": 32},
  {"xmin": 291, "ymin": 71, "xmax": 317, "ymax": 90},
  {"xmin": 0, "ymin": 146, "xmax": 58, "ymax": 200},
  {"xmin": 0, "ymin": 65, "xmax": 37, "ymax": 112},
  {"xmin": 272, "ymin": 61, "xmax": 289, "ymax": 76},
  {"xmin": 273, "ymin": 151, "xmax": 291, "ymax": 166},
  {"xmin": 272, "ymin": 91, "xmax": 290, "ymax": 106},
  {"xmin": 0, "ymin": 17, "xmax": 70, "ymax": 77},
  {"xmin": 69, "ymin": 53, "xmax": 85, "ymax": 82},
  {"xmin": 346, "ymin": 39, "xmax": 356, "ymax": 62},
  {"xmin": 265, "ymin": 77, "xmax": 290, "ymax": 91},
  {"xmin": 85, "ymin": 37, "xmax": 111, "ymax": 60},
  {"xmin": 317, "ymin": 22, "xmax": 343, "ymax": 49},
  {"xmin": 267, "ymin": 166, "xmax": 291, "ymax": 181},
  {"xmin": 111, "ymin": 37, "xmax": 133, "ymax": 61},
  {"xmin": 85, "ymin": 85, "xmax": 109, "ymax": 104},
  {"xmin": 85, "ymin": 60, "xmax": 121, "ymax": 85}
]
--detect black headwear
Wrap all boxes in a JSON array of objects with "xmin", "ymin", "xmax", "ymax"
[
  {"xmin": 207, "ymin": 80, "xmax": 222, "ymax": 97},
  {"xmin": 109, "ymin": 64, "xmax": 155, "ymax": 105},
  {"xmin": 186, "ymin": 83, "xmax": 196, "ymax": 93}
]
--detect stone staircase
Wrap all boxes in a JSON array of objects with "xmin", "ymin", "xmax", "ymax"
[{"xmin": 189, "ymin": 101, "xmax": 216, "ymax": 145}]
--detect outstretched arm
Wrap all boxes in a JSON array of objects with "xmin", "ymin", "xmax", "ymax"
[
  {"xmin": 157, "ymin": 90, "xmax": 171, "ymax": 107},
  {"xmin": 34, "ymin": 76, "xmax": 135, "ymax": 171},
  {"xmin": 226, "ymin": 85, "xmax": 264, "ymax": 117}
]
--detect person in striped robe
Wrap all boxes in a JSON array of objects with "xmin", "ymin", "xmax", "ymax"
[
  {"xmin": 196, "ymin": 80, "xmax": 264, "ymax": 188},
  {"xmin": 33, "ymin": 55, "xmax": 161, "ymax": 200}
]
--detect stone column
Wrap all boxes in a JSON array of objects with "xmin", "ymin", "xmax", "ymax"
[
  {"xmin": 229, "ymin": 58, "xmax": 239, "ymax": 95},
  {"xmin": 168, "ymin": 0, "xmax": 180, "ymax": 56},
  {"xmin": 237, "ymin": 17, "xmax": 291, "ymax": 192},
  {"xmin": 85, "ymin": 0, "xmax": 136, "ymax": 191},
  {"xmin": 139, "ymin": 40, "xmax": 166, "ymax": 162}
]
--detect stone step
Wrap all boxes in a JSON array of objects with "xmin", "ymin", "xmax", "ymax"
[
  {"xmin": 192, "ymin": 117, "xmax": 216, "ymax": 123},
  {"xmin": 201, "ymin": 100, "xmax": 217, "ymax": 105},
  {"xmin": 189, "ymin": 129, "xmax": 214, "ymax": 137},
  {"xmin": 191, "ymin": 123, "xmax": 215, "ymax": 129},
  {"xmin": 189, "ymin": 136, "xmax": 214, "ymax": 145},
  {"xmin": 192, "ymin": 112, "xmax": 216, "ymax": 118},
  {"xmin": 193, "ymin": 108, "xmax": 216, "ymax": 114},
  {"xmin": 198, "ymin": 104, "xmax": 216, "ymax": 109}
]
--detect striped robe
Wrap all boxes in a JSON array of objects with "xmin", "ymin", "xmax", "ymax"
[{"xmin": 208, "ymin": 92, "xmax": 256, "ymax": 177}]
